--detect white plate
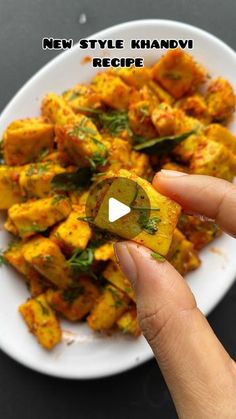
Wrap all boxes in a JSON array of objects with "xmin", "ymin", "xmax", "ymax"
[{"xmin": 0, "ymin": 19, "xmax": 236, "ymax": 379}]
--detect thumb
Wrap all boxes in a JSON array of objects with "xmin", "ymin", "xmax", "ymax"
[{"xmin": 115, "ymin": 241, "xmax": 236, "ymax": 418}]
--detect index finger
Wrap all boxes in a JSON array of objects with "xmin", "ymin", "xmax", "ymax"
[{"xmin": 153, "ymin": 170, "xmax": 236, "ymax": 237}]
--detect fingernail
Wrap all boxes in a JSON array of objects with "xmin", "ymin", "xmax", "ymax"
[
  {"xmin": 114, "ymin": 242, "xmax": 137, "ymax": 286},
  {"xmin": 160, "ymin": 169, "xmax": 188, "ymax": 177}
]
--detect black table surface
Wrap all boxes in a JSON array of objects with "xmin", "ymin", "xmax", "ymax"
[{"xmin": 1, "ymin": 1, "xmax": 236, "ymax": 418}]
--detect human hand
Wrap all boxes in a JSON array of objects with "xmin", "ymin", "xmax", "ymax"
[{"xmin": 115, "ymin": 171, "xmax": 236, "ymax": 419}]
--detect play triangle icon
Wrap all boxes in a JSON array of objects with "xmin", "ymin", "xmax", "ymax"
[{"xmin": 108, "ymin": 197, "xmax": 131, "ymax": 223}]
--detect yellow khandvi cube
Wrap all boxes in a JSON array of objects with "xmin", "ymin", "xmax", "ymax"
[
  {"xmin": 19, "ymin": 294, "xmax": 61, "ymax": 350},
  {"xmin": 0, "ymin": 166, "xmax": 23, "ymax": 209},
  {"xmin": 3, "ymin": 118, "xmax": 54, "ymax": 165},
  {"xmin": 93, "ymin": 169, "xmax": 181, "ymax": 256}
]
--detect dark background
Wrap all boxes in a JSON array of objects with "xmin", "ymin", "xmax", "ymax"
[{"xmin": 1, "ymin": 1, "xmax": 236, "ymax": 418}]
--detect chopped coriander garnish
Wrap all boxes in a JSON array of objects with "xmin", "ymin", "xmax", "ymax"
[
  {"xmin": 38, "ymin": 163, "xmax": 50, "ymax": 174},
  {"xmin": 99, "ymin": 110, "xmax": 132, "ymax": 136},
  {"xmin": 139, "ymin": 104, "xmax": 150, "ymax": 116},
  {"xmin": 68, "ymin": 91, "xmax": 82, "ymax": 101},
  {"xmin": 109, "ymin": 287, "xmax": 124, "ymax": 308},
  {"xmin": 43, "ymin": 255, "xmax": 53, "ymax": 262},
  {"xmin": 90, "ymin": 135, "xmax": 107, "ymax": 150},
  {"xmin": 42, "ymin": 254, "xmax": 54, "ymax": 268},
  {"xmin": 138, "ymin": 212, "xmax": 161, "ymax": 235},
  {"xmin": 88, "ymin": 136, "xmax": 108, "ymax": 169},
  {"xmin": 72, "ymin": 107, "xmax": 132, "ymax": 137},
  {"xmin": 112, "ymin": 300, "xmax": 124, "ymax": 309},
  {"xmin": 121, "ymin": 321, "xmax": 133, "ymax": 334},
  {"xmin": 151, "ymin": 252, "xmax": 165, "ymax": 262},
  {"xmin": 139, "ymin": 104, "xmax": 150, "ymax": 122},
  {"xmin": 20, "ymin": 223, "xmax": 46, "ymax": 235},
  {"xmin": 124, "ymin": 286, "xmax": 132, "ymax": 294},
  {"xmin": 36, "ymin": 299, "xmax": 50, "ymax": 315},
  {"xmin": 68, "ymin": 247, "xmax": 94, "ymax": 274},
  {"xmin": 6, "ymin": 239, "xmax": 20, "ymax": 251},
  {"xmin": 51, "ymin": 195, "xmax": 66, "ymax": 205},
  {"xmin": 38, "ymin": 148, "xmax": 50, "ymax": 161},
  {"xmin": 87, "ymin": 152, "xmax": 107, "ymax": 169},
  {"xmin": 62, "ymin": 286, "xmax": 84, "ymax": 304},
  {"xmin": 69, "ymin": 117, "xmax": 97, "ymax": 140},
  {"xmin": 26, "ymin": 165, "xmax": 37, "ymax": 176},
  {"xmin": 26, "ymin": 163, "xmax": 50, "ymax": 176}
]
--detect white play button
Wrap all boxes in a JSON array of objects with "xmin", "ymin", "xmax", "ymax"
[
  {"xmin": 108, "ymin": 197, "xmax": 131, "ymax": 223},
  {"xmin": 86, "ymin": 176, "xmax": 151, "ymax": 239}
]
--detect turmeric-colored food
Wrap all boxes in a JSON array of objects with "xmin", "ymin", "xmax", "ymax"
[
  {"xmin": 93, "ymin": 169, "xmax": 181, "ymax": 256},
  {"xmin": 19, "ymin": 294, "xmax": 61, "ymax": 350},
  {"xmin": 1, "ymin": 48, "xmax": 235, "ymax": 349},
  {"xmin": 3, "ymin": 118, "xmax": 54, "ymax": 166}
]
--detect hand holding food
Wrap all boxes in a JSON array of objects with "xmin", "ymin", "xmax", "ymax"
[{"xmin": 115, "ymin": 172, "xmax": 236, "ymax": 419}]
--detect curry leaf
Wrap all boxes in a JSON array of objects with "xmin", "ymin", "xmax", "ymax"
[
  {"xmin": 134, "ymin": 129, "xmax": 196, "ymax": 155},
  {"xmin": 51, "ymin": 167, "xmax": 92, "ymax": 191}
]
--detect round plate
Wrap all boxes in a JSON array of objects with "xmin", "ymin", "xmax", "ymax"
[{"xmin": 0, "ymin": 19, "xmax": 236, "ymax": 379}]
